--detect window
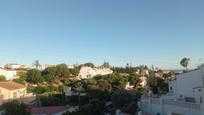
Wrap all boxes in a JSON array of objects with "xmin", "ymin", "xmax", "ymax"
[
  {"xmin": 185, "ymin": 97, "xmax": 196, "ymax": 103},
  {"xmin": 13, "ymin": 92, "xmax": 17, "ymax": 98},
  {"xmin": 200, "ymin": 96, "xmax": 202, "ymax": 103},
  {"xmin": 20, "ymin": 90, "xmax": 25, "ymax": 96}
]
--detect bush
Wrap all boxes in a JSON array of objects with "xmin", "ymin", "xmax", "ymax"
[
  {"xmin": 0, "ymin": 101, "xmax": 30, "ymax": 115},
  {"xmin": 0, "ymin": 75, "xmax": 6, "ymax": 81},
  {"xmin": 33, "ymin": 86, "xmax": 47, "ymax": 94},
  {"xmin": 40, "ymin": 94, "xmax": 65, "ymax": 106},
  {"xmin": 13, "ymin": 78, "xmax": 26, "ymax": 85}
]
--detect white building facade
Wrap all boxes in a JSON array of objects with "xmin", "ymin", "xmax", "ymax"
[
  {"xmin": 139, "ymin": 65, "xmax": 204, "ymax": 115},
  {"xmin": 4, "ymin": 63, "xmax": 27, "ymax": 70},
  {"xmin": 0, "ymin": 68, "xmax": 17, "ymax": 80},
  {"xmin": 78, "ymin": 66, "xmax": 113, "ymax": 79}
]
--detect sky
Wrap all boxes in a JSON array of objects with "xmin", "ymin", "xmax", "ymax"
[{"xmin": 0, "ymin": 0, "xmax": 204, "ymax": 69}]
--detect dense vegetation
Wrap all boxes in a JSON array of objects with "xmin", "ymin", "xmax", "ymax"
[
  {"xmin": 0, "ymin": 101, "xmax": 31, "ymax": 115},
  {"xmin": 2, "ymin": 62, "xmax": 169, "ymax": 115}
]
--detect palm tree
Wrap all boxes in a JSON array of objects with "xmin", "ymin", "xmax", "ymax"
[
  {"xmin": 33, "ymin": 60, "xmax": 41, "ymax": 70},
  {"xmin": 74, "ymin": 81, "xmax": 84, "ymax": 108},
  {"xmin": 180, "ymin": 58, "xmax": 190, "ymax": 69}
]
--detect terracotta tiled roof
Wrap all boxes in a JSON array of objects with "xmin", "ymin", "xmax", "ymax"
[
  {"xmin": 0, "ymin": 81, "xmax": 26, "ymax": 90},
  {"xmin": 31, "ymin": 106, "xmax": 68, "ymax": 115}
]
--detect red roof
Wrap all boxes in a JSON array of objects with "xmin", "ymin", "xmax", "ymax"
[
  {"xmin": 0, "ymin": 81, "xmax": 26, "ymax": 90},
  {"xmin": 31, "ymin": 106, "xmax": 68, "ymax": 115}
]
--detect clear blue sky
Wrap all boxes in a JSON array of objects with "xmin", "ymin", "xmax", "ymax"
[{"xmin": 0, "ymin": 0, "xmax": 204, "ymax": 69}]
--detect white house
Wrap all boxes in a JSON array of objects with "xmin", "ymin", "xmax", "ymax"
[
  {"xmin": 140, "ymin": 76, "xmax": 147, "ymax": 87},
  {"xmin": 40, "ymin": 64, "xmax": 55, "ymax": 70},
  {"xmin": 78, "ymin": 66, "xmax": 113, "ymax": 79},
  {"xmin": 139, "ymin": 65, "xmax": 204, "ymax": 115},
  {"xmin": 4, "ymin": 63, "xmax": 27, "ymax": 70},
  {"xmin": 67, "ymin": 64, "xmax": 74, "ymax": 69},
  {"xmin": 0, "ymin": 68, "xmax": 17, "ymax": 80},
  {"xmin": 0, "ymin": 81, "xmax": 36, "ymax": 106}
]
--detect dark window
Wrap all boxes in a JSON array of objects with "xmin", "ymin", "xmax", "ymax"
[
  {"xmin": 13, "ymin": 92, "xmax": 17, "ymax": 98},
  {"xmin": 200, "ymin": 96, "xmax": 202, "ymax": 103},
  {"xmin": 185, "ymin": 97, "xmax": 196, "ymax": 103}
]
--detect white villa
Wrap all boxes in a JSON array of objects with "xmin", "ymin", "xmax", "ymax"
[
  {"xmin": 139, "ymin": 65, "xmax": 204, "ymax": 115},
  {"xmin": 40, "ymin": 64, "xmax": 55, "ymax": 70},
  {"xmin": 140, "ymin": 76, "xmax": 147, "ymax": 87},
  {"xmin": 78, "ymin": 66, "xmax": 113, "ymax": 79},
  {"xmin": 0, "ymin": 68, "xmax": 17, "ymax": 80},
  {"xmin": 4, "ymin": 63, "xmax": 27, "ymax": 70}
]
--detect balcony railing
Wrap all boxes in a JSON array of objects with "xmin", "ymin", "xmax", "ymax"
[{"xmin": 140, "ymin": 96, "xmax": 201, "ymax": 110}]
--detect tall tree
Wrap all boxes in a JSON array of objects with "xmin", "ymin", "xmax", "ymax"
[
  {"xmin": 180, "ymin": 57, "xmax": 190, "ymax": 69},
  {"xmin": 84, "ymin": 63, "xmax": 95, "ymax": 68},
  {"xmin": 128, "ymin": 73, "xmax": 142, "ymax": 88},
  {"xmin": 147, "ymin": 76, "xmax": 168, "ymax": 95},
  {"xmin": 73, "ymin": 81, "xmax": 85, "ymax": 107},
  {"xmin": 27, "ymin": 69, "xmax": 43, "ymax": 84},
  {"xmin": 103, "ymin": 61, "xmax": 110, "ymax": 68},
  {"xmin": 33, "ymin": 60, "xmax": 41, "ymax": 69},
  {"xmin": 42, "ymin": 66, "xmax": 57, "ymax": 77},
  {"xmin": 55, "ymin": 64, "xmax": 69, "ymax": 78},
  {"xmin": 97, "ymin": 79, "xmax": 112, "ymax": 92}
]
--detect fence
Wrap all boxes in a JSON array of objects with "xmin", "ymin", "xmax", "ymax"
[{"xmin": 140, "ymin": 96, "xmax": 203, "ymax": 115}]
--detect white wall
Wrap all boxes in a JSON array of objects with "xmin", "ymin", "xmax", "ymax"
[
  {"xmin": 140, "ymin": 65, "xmax": 204, "ymax": 115},
  {"xmin": 140, "ymin": 97, "xmax": 202, "ymax": 115},
  {"xmin": 176, "ymin": 69, "xmax": 203, "ymax": 100},
  {"xmin": 78, "ymin": 66, "xmax": 113, "ymax": 79},
  {"xmin": 168, "ymin": 65, "xmax": 204, "ymax": 104},
  {"xmin": 0, "ymin": 69, "xmax": 17, "ymax": 80}
]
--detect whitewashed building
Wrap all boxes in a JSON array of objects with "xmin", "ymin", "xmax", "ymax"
[
  {"xmin": 0, "ymin": 68, "xmax": 17, "ymax": 80},
  {"xmin": 67, "ymin": 64, "xmax": 74, "ymax": 69},
  {"xmin": 139, "ymin": 65, "xmax": 204, "ymax": 115},
  {"xmin": 140, "ymin": 76, "xmax": 147, "ymax": 87},
  {"xmin": 4, "ymin": 63, "xmax": 27, "ymax": 70},
  {"xmin": 78, "ymin": 66, "xmax": 113, "ymax": 79}
]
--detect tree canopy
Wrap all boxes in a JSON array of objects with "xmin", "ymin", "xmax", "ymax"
[
  {"xmin": 180, "ymin": 57, "xmax": 190, "ymax": 69},
  {"xmin": 83, "ymin": 63, "xmax": 95, "ymax": 68},
  {"xmin": 0, "ymin": 75, "xmax": 6, "ymax": 81},
  {"xmin": 33, "ymin": 60, "xmax": 41, "ymax": 69},
  {"xmin": 63, "ymin": 99, "xmax": 105, "ymax": 115},
  {"xmin": 26, "ymin": 69, "xmax": 43, "ymax": 84},
  {"xmin": 56, "ymin": 64, "xmax": 70, "ymax": 78},
  {"xmin": 147, "ymin": 76, "xmax": 168, "ymax": 95},
  {"xmin": 0, "ymin": 101, "xmax": 31, "ymax": 115},
  {"xmin": 128, "ymin": 73, "xmax": 142, "ymax": 88}
]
